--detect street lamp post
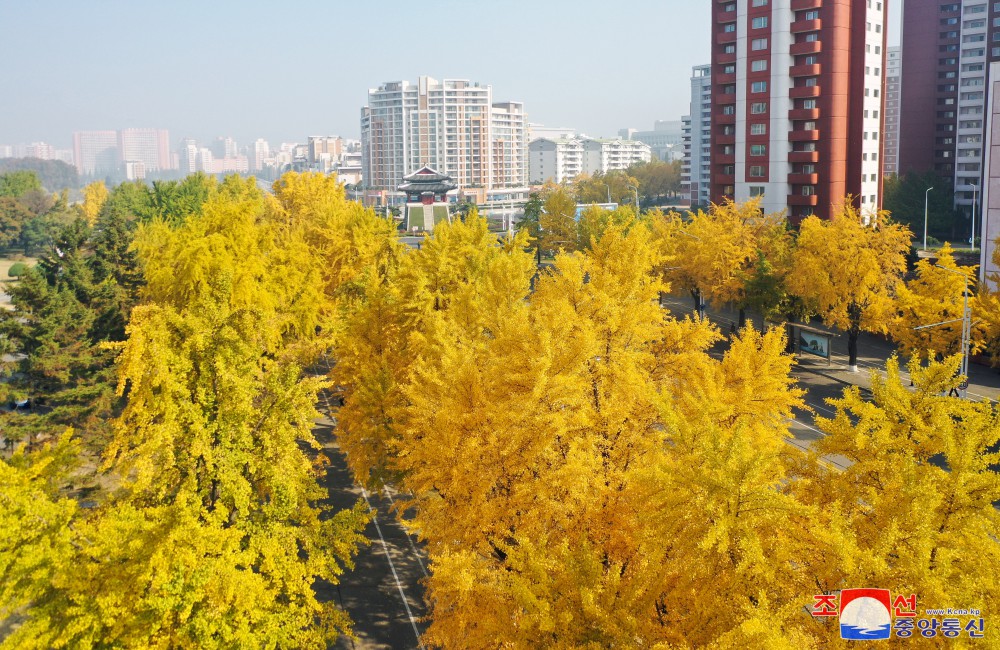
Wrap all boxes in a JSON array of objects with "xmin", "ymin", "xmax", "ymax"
[
  {"xmin": 971, "ymin": 182, "xmax": 979, "ymax": 248},
  {"xmin": 923, "ymin": 186, "xmax": 933, "ymax": 251},
  {"xmin": 628, "ymin": 184, "xmax": 639, "ymax": 213},
  {"xmin": 603, "ymin": 183, "xmax": 611, "ymax": 204},
  {"xmin": 913, "ymin": 264, "xmax": 971, "ymax": 398}
]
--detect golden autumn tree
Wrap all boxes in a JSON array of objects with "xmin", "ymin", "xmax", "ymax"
[
  {"xmin": 653, "ymin": 198, "xmax": 786, "ymax": 323},
  {"xmin": 3, "ymin": 177, "xmax": 370, "ymax": 648},
  {"xmin": 539, "ymin": 186, "xmax": 578, "ymax": 255},
  {"xmin": 890, "ymin": 242, "xmax": 982, "ymax": 362},
  {"xmin": 787, "ymin": 202, "xmax": 911, "ymax": 370},
  {"xmin": 792, "ymin": 356, "xmax": 1000, "ymax": 624},
  {"xmin": 80, "ymin": 180, "xmax": 109, "ymax": 226},
  {"xmin": 379, "ymin": 212, "xmax": 822, "ymax": 647}
]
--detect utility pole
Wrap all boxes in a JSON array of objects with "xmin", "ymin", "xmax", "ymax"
[
  {"xmin": 923, "ymin": 186, "xmax": 933, "ymax": 250},
  {"xmin": 912, "ymin": 264, "xmax": 971, "ymax": 398}
]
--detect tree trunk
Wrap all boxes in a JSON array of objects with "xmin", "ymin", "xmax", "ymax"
[
  {"xmin": 738, "ymin": 307, "xmax": 747, "ymax": 329},
  {"xmin": 848, "ymin": 327, "xmax": 860, "ymax": 371},
  {"xmin": 848, "ymin": 303, "xmax": 862, "ymax": 371},
  {"xmin": 691, "ymin": 289, "xmax": 706, "ymax": 320},
  {"xmin": 786, "ymin": 313, "xmax": 797, "ymax": 354}
]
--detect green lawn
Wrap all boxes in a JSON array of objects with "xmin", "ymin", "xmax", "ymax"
[{"xmin": 0, "ymin": 257, "xmax": 36, "ymax": 308}]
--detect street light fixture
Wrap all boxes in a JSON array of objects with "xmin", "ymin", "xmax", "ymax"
[
  {"xmin": 628, "ymin": 184, "xmax": 639, "ymax": 213},
  {"xmin": 923, "ymin": 186, "xmax": 933, "ymax": 251},
  {"xmin": 912, "ymin": 264, "xmax": 972, "ymax": 398},
  {"xmin": 971, "ymin": 182, "xmax": 979, "ymax": 249}
]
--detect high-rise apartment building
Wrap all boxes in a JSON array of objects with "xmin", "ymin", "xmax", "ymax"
[
  {"xmin": 883, "ymin": 46, "xmax": 902, "ymax": 176},
  {"xmin": 360, "ymin": 77, "xmax": 528, "ymax": 197},
  {"xmin": 710, "ymin": 0, "xmax": 888, "ymax": 220},
  {"xmin": 73, "ymin": 130, "xmax": 119, "ymax": 176},
  {"xmin": 683, "ymin": 64, "xmax": 713, "ymax": 207},
  {"xmin": 901, "ymin": 1, "xmax": 996, "ymax": 216},
  {"xmin": 250, "ymin": 138, "xmax": 270, "ymax": 172},
  {"xmin": 580, "ymin": 138, "xmax": 651, "ymax": 173},
  {"xmin": 119, "ymin": 128, "xmax": 173, "ymax": 173}
]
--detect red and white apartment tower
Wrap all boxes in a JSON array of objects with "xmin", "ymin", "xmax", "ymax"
[{"xmin": 710, "ymin": 0, "xmax": 889, "ymax": 221}]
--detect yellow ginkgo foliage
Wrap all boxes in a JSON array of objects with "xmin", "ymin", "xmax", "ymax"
[
  {"xmin": 80, "ymin": 180, "xmax": 109, "ymax": 226},
  {"xmin": 891, "ymin": 242, "xmax": 983, "ymax": 362},
  {"xmin": 792, "ymin": 356, "xmax": 1000, "ymax": 623},
  {"xmin": 787, "ymin": 201, "xmax": 911, "ymax": 370}
]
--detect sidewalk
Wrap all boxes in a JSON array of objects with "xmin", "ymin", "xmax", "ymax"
[{"xmin": 661, "ymin": 293, "xmax": 1000, "ymax": 403}]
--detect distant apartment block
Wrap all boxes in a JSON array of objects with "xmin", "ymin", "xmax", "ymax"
[
  {"xmin": 683, "ymin": 64, "xmax": 712, "ymax": 207},
  {"xmin": 308, "ymin": 136, "xmax": 344, "ymax": 170},
  {"xmin": 119, "ymin": 128, "xmax": 173, "ymax": 173},
  {"xmin": 0, "ymin": 142, "xmax": 73, "ymax": 165},
  {"xmin": 883, "ymin": 46, "xmax": 901, "ymax": 176},
  {"xmin": 581, "ymin": 138, "xmax": 651, "ymax": 172},
  {"xmin": 360, "ymin": 77, "xmax": 528, "ymax": 200},
  {"xmin": 528, "ymin": 137, "xmax": 650, "ymax": 184},
  {"xmin": 73, "ymin": 130, "xmax": 119, "ymax": 176},
  {"xmin": 901, "ymin": 0, "xmax": 997, "ymax": 216},
  {"xmin": 529, "ymin": 138, "xmax": 583, "ymax": 184},
  {"xmin": 618, "ymin": 121, "xmax": 684, "ymax": 161},
  {"xmin": 710, "ymin": 0, "xmax": 887, "ymax": 220}
]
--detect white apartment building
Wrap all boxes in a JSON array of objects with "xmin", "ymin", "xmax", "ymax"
[
  {"xmin": 73, "ymin": 130, "xmax": 119, "ymax": 176},
  {"xmin": 528, "ymin": 138, "xmax": 583, "ymax": 184},
  {"xmin": 119, "ymin": 128, "xmax": 173, "ymax": 173},
  {"xmin": 581, "ymin": 138, "xmax": 651, "ymax": 174},
  {"xmin": 528, "ymin": 137, "xmax": 649, "ymax": 184},
  {"xmin": 683, "ymin": 64, "xmax": 712, "ymax": 207},
  {"xmin": 883, "ymin": 46, "xmax": 902, "ymax": 177},
  {"xmin": 360, "ymin": 77, "xmax": 528, "ymax": 198}
]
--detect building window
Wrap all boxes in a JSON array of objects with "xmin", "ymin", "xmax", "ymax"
[
  {"xmin": 751, "ymin": 38, "xmax": 768, "ymax": 50},
  {"xmin": 751, "ymin": 123, "xmax": 767, "ymax": 135},
  {"xmin": 749, "ymin": 165, "xmax": 765, "ymax": 177},
  {"xmin": 751, "ymin": 59, "xmax": 768, "ymax": 72},
  {"xmin": 723, "ymin": 105, "xmax": 736, "ymax": 115},
  {"xmin": 752, "ymin": 0, "xmax": 768, "ymax": 5},
  {"xmin": 749, "ymin": 186, "xmax": 766, "ymax": 196},
  {"xmin": 751, "ymin": 81, "xmax": 768, "ymax": 93},
  {"xmin": 802, "ymin": 99, "xmax": 817, "ymax": 109},
  {"xmin": 724, "ymin": 23, "xmax": 737, "ymax": 33},
  {"xmin": 724, "ymin": 44, "xmax": 736, "ymax": 54},
  {"xmin": 752, "ymin": 16, "xmax": 768, "ymax": 28},
  {"xmin": 751, "ymin": 144, "xmax": 767, "ymax": 156},
  {"xmin": 802, "ymin": 186, "xmax": 816, "ymax": 196},
  {"xmin": 751, "ymin": 102, "xmax": 768, "ymax": 113}
]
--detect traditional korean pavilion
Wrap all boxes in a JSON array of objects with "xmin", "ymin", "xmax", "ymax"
[{"xmin": 398, "ymin": 166, "xmax": 457, "ymax": 231}]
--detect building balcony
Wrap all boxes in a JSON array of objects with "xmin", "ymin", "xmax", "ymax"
[
  {"xmin": 791, "ymin": 0, "xmax": 822, "ymax": 8},
  {"xmin": 717, "ymin": 51, "xmax": 737, "ymax": 64},
  {"xmin": 717, "ymin": 133, "xmax": 736, "ymax": 145},
  {"xmin": 714, "ymin": 173, "xmax": 736, "ymax": 185},
  {"xmin": 716, "ymin": 10, "xmax": 737, "ymax": 23},
  {"xmin": 715, "ymin": 72, "xmax": 736, "ymax": 84},
  {"xmin": 788, "ymin": 194, "xmax": 819, "ymax": 206},
  {"xmin": 790, "ymin": 40, "xmax": 821, "ymax": 55},
  {"xmin": 716, "ymin": 153, "xmax": 736, "ymax": 165},
  {"xmin": 789, "ymin": 129, "xmax": 820, "ymax": 142},
  {"xmin": 789, "ymin": 150, "xmax": 820, "ymax": 163},
  {"xmin": 717, "ymin": 30, "xmax": 737, "ymax": 44},
  {"xmin": 791, "ymin": 18, "xmax": 821, "ymax": 33},
  {"xmin": 790, "ymin": 85, "xmax": 821, "ymax": 98},
  {"xmin": 789, "ymin": 108, "xmax": 820, "ymax": 120},
  {"xmin": 716, "ymin": 112, "xmax": 736, "ymax": 125},
  {"xmin": 790, "ymin": 63, "xmax": 821, "ymax": 77},
  {"xmin": 788, "ymin": 173, "xmax": 819, "ymax": 185}
]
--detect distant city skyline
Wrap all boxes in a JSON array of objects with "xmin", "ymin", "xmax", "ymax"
[{"xmin": 0, "ymin": 1, "xmax": 900, "ymax": 149}]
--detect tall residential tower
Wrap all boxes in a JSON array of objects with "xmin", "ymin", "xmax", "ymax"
[
  {"xmin": 709, "ymin": 0, "xmax": 888, "ymax": 220},
  {"xmin": 900, "ymin": 0, "xmax": 997, "ymax": 216},
  {"xmin": 360, "ymin": 77, "xmax": 528, "ymax": 200}
]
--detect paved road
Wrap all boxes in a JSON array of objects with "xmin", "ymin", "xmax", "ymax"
[{"xmin": 313, "ymin": 398, "xmax": 428, "ymax": 650}]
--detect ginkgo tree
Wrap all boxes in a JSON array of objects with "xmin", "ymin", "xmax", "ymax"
[
  {"xmin": 890, "ymin": 242, "xmax": 983, "ymax": 362},
  {"xmin": 787, "ymin": 202, "xmax": 911, "ymax": 370},
  {"xmin": 1, "ymin": 174, "xmax": 373, "ymax": 649}
]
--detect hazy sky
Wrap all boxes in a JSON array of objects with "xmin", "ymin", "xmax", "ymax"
[{"xmin": 1, "ymin": 1, "xmax": 901, "ymax": 148}]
